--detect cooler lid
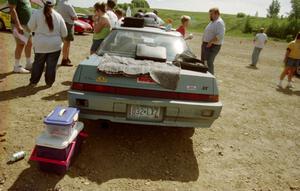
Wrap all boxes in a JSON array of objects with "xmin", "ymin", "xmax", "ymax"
[
  {"xmin": 36, "ymin": 122, "xmax": 84, "ymax": 149},
  {"xmin": 44, "ymin": 106, "xmax": 79, "ymax": 126}
]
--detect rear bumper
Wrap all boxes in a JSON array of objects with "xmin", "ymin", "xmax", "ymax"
[{"xmin": 68, "ymin": 90, "xmax": 223, "ymax": 128}]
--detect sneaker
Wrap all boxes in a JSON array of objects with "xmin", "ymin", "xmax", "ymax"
[
  {"xmin": 286, "ymin": 83, "xmax": 295, "ymax": 89},
  {"xmin": 277, "ymin": 82, "xmax": 283, "ymax": 89},
  {"xmin": 28, "ymin": 83, "xmax": 37, "ymax": 87},
  {"xmin": 61, "ymin": 59, "xmax": 73, "ymax": 67},
  {"xmin": 25, "ymin": 62, "xmax": 33, "ymax": 71},
  {"xmin": 46, "ymin": 84, "xmax": 53, "ymax": 88},
  {"xmin": 14, "ymin": 66, "xmax": 30, "ymax": 73}
]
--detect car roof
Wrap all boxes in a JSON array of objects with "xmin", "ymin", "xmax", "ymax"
[{"xmin": 113, "ymin": 26, "xmax": 182, "ymax": 37}]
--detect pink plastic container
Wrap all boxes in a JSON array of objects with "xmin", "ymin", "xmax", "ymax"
[
  {"xmin": 30, "ymin": 141, "xmax": 75, "ymax": 174},
  {"xmin": 30, "ymin": 132, "xmax": 88, "ymax": 174}
]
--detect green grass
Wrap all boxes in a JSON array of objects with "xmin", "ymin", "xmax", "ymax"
[
  {"xmin": 75, "ymin": 7, "xmax": 288, "ymax": 39},
  {"xmin": 152, "ymin": 9, "xmax": 288, "ymax": 39}
]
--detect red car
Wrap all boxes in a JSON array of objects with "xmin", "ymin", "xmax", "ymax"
[
  {"xmin": 74, "ymin": 20, "xmax": 92, "ymax": 35},
  {"xmin": 77, "ymin": 13, "xmax": 94, "ymax": 30}
]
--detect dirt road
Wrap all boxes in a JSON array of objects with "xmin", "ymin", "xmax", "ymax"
[{"xmin": 0, "ymin": 31, "xmax": 299, "ymax": 191}]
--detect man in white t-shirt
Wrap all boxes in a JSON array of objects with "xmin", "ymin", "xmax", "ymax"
[
  {"xmin": 250, "ymin": 28, "xmax": 268, "ymax": 67},
  {"xmin": 106, "ymin": 0, "xmax": 118, "ymax": 28},
  {"xmin": 201, "ymin": 8, "xmax": 225, "ymax": 75}
]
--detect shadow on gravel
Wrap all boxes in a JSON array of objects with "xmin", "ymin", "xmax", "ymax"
[
  {"xmin": 276, "ymin": 88, "xmax": 300, "ymax": 96},
  {"xmin": 0, "ymin": 85, "xmax": 49, "ymax": 102},
  {"xmin": 0, "ymin": 71, "xmax": 14, "ymax": 80},
  {"xmin": 246, "ymin": 65, "xmax": 258, "ymax": 70},
  {"xmin": 8, "ymin": 162, "xmax": 64, "ymax": 191},
  {"xmin": 41, "ymin": 90, "xmax": 68, "ymax": 101},
  {"xmin": 8, "ymin": 121, "xmax": 199, "ymax": 190},
  {"xmin": 69, "ymin": 120, "xmax": 199, "ymax": 184}
]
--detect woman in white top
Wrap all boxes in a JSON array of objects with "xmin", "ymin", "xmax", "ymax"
[{"xmin": 27, "ymin": 0, "xmax": 67, "ymax": 87}]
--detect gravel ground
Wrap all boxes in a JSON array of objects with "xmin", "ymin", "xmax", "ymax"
[{"xmin": 0, "ymin": 31, "xmax": 299, "ymax": 191}]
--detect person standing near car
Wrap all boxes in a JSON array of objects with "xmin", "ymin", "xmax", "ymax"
[
  {"xmin": 90, "ymin": 2, "xmax": 111, "ymax": 55},
  {"xmin": 115, "ymin": 8, "xmax": 124, "ymax": 27},
  {"xmin": 57, "ymin": 0, "xmax": 77, "ymax": 67},
  {"xmin": 277, "ymin": 32, "xmax": 300, "ymax": 89},
  {"xmin": 250, "ymin": 28, "xmax": 268, "ymax": 67},
  {"xmin": 28, "ymin": 0, "xmax": 67, "ymax": 87},
  {"xmin": 8, "ymin": 0, "xmax": 33, "ymax": 73},
  {"xmin": 176, "ymin": 15, "xmax": 193, "ymax": 40},
  {"xmin": 106, "ymin": 0, "xmax": 118, "ymax": 28},
  {"xmin": 201, "ymin": 8, "xmax": 225, "ymax": 75}
]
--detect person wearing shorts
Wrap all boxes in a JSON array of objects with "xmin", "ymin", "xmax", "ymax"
[
  {"xmin": 8, "ymin": 0, "xmax": 32, "ymax": 73},
  {"xmin": 57, "ymin": 0, "xmax": 77, "ymax": 66},
  {"xmin": 90, "ymin": 2, "xmax": 111, "ymax": 54},
  {"xmin": 278, "ymin": 32, "xmax": 300, "ymax": 89}
]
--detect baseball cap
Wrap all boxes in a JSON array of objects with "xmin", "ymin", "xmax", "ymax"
[{"xmin": 43, "ymin": 0, "xmax": 56, "ymax": 6}]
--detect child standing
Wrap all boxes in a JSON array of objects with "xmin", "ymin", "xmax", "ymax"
[
  {"xmin": 176, "ymin": 15, "xmax": 193, "ymax": 40},
  {"xmin": 278, "ymin": 32, "xmax": 300, "ymax": 89},
  {"xmin": 90, "ymin": 2, "xmax": 111, "ymax": 55}
]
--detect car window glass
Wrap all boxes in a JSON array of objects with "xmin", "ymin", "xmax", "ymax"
[{"xmin": 98, "ymin": 30, "xmax": 188, "ymax": 61}]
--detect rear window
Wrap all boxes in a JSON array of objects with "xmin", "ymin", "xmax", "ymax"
[{"xmin": 97, "ymin": 30, "xmax": 189, "ymax": 61}]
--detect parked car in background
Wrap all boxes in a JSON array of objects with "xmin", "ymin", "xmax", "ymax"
[
  {"xmin": 74, "ymin": 19, "xmax": 93, "ymax": 35},
  {"xmin": 77, "ymin": 13, "xmax": 94, "ymax": 30},
  {"xmin": 0, "ymin": 4, "xmax": 11, "ymax": 31},
  {"xmin": 69, "ymin": 22, "xmax": 223, "ymax": 128}
]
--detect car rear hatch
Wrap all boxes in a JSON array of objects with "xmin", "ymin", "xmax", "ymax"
[{"xmin": 72, "ymin": 55, "xmax": 219, "ymax": 102}]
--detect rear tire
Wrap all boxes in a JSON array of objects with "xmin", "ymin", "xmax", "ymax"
[{"xmin": 0, "ymin": 19, "xmax": 6, "ymax": 31}]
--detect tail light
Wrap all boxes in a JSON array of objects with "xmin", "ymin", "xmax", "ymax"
[{"xmin": 71, "ymin": 82, "xmax": 219, "ymax": 102}]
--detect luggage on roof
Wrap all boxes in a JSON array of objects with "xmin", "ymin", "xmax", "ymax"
[{"xmin": 122, "ymin": 17, "xmax": 144, "ymax": 28}]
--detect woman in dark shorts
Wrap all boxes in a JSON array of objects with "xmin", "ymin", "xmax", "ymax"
[{"xmin": 278, "ymin": 32, "xmax": 300, "ymax": 89}]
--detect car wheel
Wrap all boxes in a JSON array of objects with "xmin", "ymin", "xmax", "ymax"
[
  {"xmin": 0, "ymin": 19, "xmax": 6, "ymax": 31},
  {"xmin": 296, "ymin": 66, "xmax": 300, "ymax": 77}
]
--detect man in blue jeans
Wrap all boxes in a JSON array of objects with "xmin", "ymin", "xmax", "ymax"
[
  {"xmin": 250, "ymin": 28, "xmax": 268, "ymax": 68},
  {"xmin": 201, "ymin": 8, "xmax": 225, "ymax": 75}
]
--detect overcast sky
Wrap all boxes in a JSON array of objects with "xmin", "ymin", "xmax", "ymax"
[{"xmin": 69, "ymin": 0, "xmax": 292, "ymax": 17}]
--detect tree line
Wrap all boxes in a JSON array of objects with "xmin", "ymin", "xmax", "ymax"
[
  {"xmin": 242, "ymin": 0, "xmax": 300, "ymax": 41},
  {"xmin": 117, "ymin": 0, "xmax": 150, "ymax": 10}
]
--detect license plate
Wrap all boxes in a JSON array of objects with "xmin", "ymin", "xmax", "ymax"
[{"xmin": 127, "ymin": 105, "xmax": 163, "ymax": 122}]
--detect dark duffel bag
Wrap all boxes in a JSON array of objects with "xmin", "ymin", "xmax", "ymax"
[
  {"xmin": 174, "ymin": 51, "xmax": 208, "ymax": 73},
  {"xmin": 179, "ymin": 61, "xmax": 208, "ymax": 73},
  {"xmin": 122, "ymin": 17, "xmax": 144, "ymax": 28}
]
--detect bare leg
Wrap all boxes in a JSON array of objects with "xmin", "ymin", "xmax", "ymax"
[
  {"xmin": 14, "ymin": 40, "xmax": 30, "ymax": 73},
  {"xmin": 280, "ymin": 68, "xmax": 289, "ymax": 81},
  {"xmin": 15, "ymin": 42, "xmax": 25, "ymax": 60},
  {"xmin": 288, "ymin": 68, "xmax": 296, "ymax": 82},
  {"xmin": 25, "ymin": 37, "xmax": 32, "ymax": 58},
  {"xmin": 62, "ymin": 41, "xmax": 70, "ymax": 60}
]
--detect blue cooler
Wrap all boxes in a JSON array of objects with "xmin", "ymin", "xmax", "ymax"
[{"xmin": 44, "ymin": 107, "xmax": 79, "ymax": 138}]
